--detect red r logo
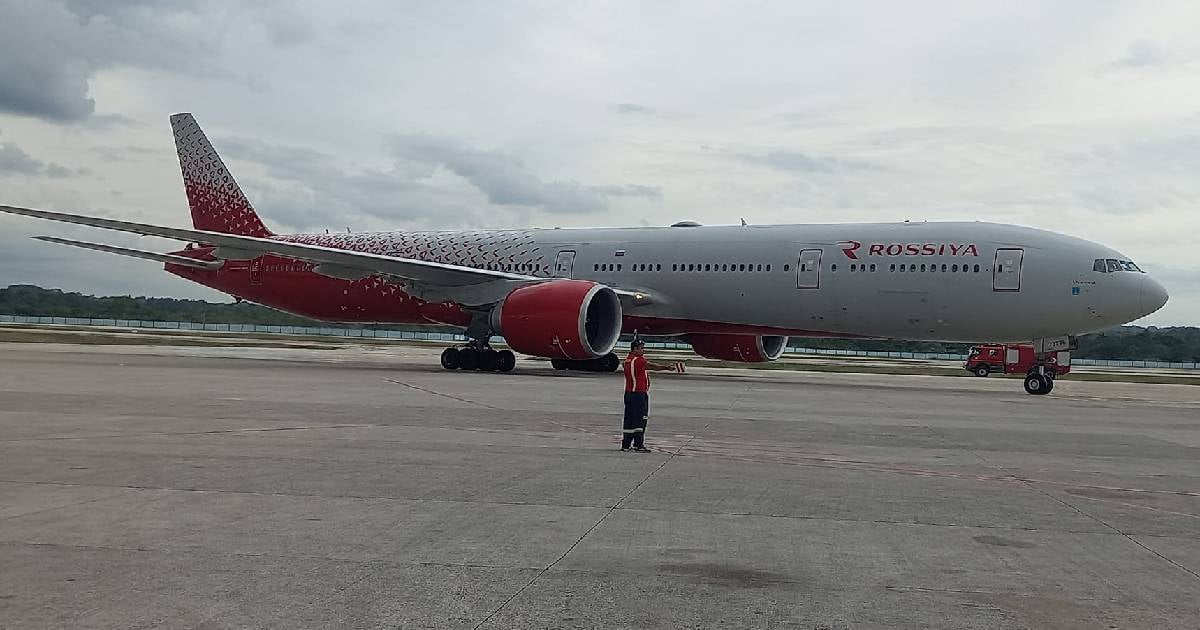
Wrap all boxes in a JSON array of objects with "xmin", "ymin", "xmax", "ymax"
[{"xmin": 838, "ymin": 240, "xmax": 861, "ymax": 260}]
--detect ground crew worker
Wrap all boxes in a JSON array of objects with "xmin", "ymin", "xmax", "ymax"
[{"xmin": 620, "ymin": 339, "xmax": 678, "ymax": 452}]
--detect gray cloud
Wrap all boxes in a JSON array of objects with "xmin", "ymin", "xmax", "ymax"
[
  {"xmin": 214, "ymin": 134, "xmax": 661, "ymax": 230},
  {"xmin": 1111, "ymin": 40, "xmax": 1175, "ymax": 69},
  {"xmin": 389, "ymin": 134, "xmax": 660, "ymax": 215},
  {"xmin": 0, "ymin": 142, "xmax": 83, "ymax": 178},
  {"xmin": 215, "ymin": 137, "xmax": 499, "ymax": 232},
  {"xmin": 736, "ymin": 150, "xmax": 881, "ymax": 174},
  {"xmin": 0, "ymin": 1, "xmax": 296, "ymax": 122},
  {"xmin": 0, "ymin": 1, "xmax": 186, "ymax": 121},
  {"xmin": 616, "ymin": 103, "xmax": 655, "ymax": 115}
]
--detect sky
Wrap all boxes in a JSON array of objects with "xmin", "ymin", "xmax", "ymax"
[{"xmin": 0, "ymin": 0, "xmax": 1197, "ymax": 326}]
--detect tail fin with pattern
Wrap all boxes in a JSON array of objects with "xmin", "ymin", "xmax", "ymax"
[{"xmin": 170, "ymin": 113, "xmax": 273, "ymax": 238}]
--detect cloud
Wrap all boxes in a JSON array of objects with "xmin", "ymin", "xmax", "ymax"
[
  {"xmin": 1110, "ymin": 40, "xmax": 1175, "ymax": 69},
  {"xmin": 0, "ymin": 1, "xmax": 186, "ymax": 121},
  {"xmin": 388, "ymin": 134, "xmax": 661, "ymax": 214},
  {"xmin": 0, "ymin": 142, "xmax": 84, "ymax": 178},
  {"xmin": 214, "ymin": 137, "xmax": 502, "ymax": 232},
  {"xmin": 258, "ymin": 6, "xmax": 318, "ymax": 47},
  {"xmin": 214, "ymin": 134, "xmax": 661, "ymax": 231},
  {"xmin": 0, "ymin": 1, "xmax": 298, "ymax": 123},
  {"xmin": 616, "ymin": 103, "xmax": 655, "ymax": 115},
  {"xmin": 735, "ymin": 150, "xmax": 881, "ymax": 174}
]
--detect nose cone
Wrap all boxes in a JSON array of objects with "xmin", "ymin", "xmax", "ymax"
[{"xmin": 1141, "ymin": 275, "xmax": 1169, "ymax": 316}]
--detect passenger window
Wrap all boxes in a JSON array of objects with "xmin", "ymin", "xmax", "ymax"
[
  {"xmin": 973, "ymin": 264, "xmax": 980, "ymax": 273},
  {"xmin": 869, "ymin": 264, "xmax": 876, "ymax": 272},
  {"xmin": 783, "ymin": 264, "xmax": 790, "ymax": 271},
  {"xmin": 721, "ymin": 264, "xmax": 728, "ymax": 271},
  {"xmin": 920, "ymin": 264, "xmax": 926, "ymax": 272},
  {"xmin": 704, "ymin": 264, "xmax": 711, "ymax": 272},
  {"xmin": 656, "ymin": 264, "xmax": 662, "ymax": 271},
  {"xmin": 757, "ymin": 264, "xmax": 763, "ymax": 272},
  {"xmin": 766, "ymin": 264, "xmax": 772, "ymax": 272},
  {"xmin": 832, "ymin": 264, "xmax": 838, "ymax": 272},
  {"xmin": 899, "ymin": 265, "xmax": 906, "ymax": 273},
  {"xmin": 617, "ymin": 264, "xmax": 622, "ymax": 271},
  {"xmin": 1093, "ymin": 259, "xmax": 1106, "ymax": 273},
  {"xmin": 910, "ymin": 264, "xmax": 917, "ymax": 272},
  {"xmin": 740, "ymin": 264, "xmax": 746, "ymax": 271},
  {"xmin": 1106, "ymin": 259, "xmax": 1121, "ymax": 273},
  {"xmin": 890, "ymin": 264, "xmax": 896, "ymax": 272},
  {"xmin": 952, "ymin": 264, "xmax": 959, "ymax": 272}
]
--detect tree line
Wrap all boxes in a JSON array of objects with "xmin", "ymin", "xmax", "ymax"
[{"xmin": 2, "ymin": 284, "xmax": 1197, "ymax": 361}]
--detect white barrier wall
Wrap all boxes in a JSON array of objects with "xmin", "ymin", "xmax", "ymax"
[{"xmin": 1, "ymin": 314, "xmax": 1196, "ymax": 370}]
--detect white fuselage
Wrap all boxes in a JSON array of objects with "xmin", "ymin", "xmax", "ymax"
[{"xmin": 295, "ymin": 220, "xmax": 1167, "ymax": 342}]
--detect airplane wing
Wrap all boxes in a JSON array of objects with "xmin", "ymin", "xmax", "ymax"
[
  {"xmin": 32, "ymin": 236, "xmax": 223, "ymax": 270},
  {"xmin": 1, "ymin": 205, "xmax": 532, "ymax": 287},
  {"xmin": 2, "ymin": 204, "xmax": 656, "ymax": 307}
]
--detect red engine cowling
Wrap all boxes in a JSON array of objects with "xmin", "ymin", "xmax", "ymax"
[
  {"xmin": 688, "ymin": 334, "xmax": 788, "ymax": 362},
  {"xmin": 492, "ymin": 280, "xmax": 623, "ymax": 360}
]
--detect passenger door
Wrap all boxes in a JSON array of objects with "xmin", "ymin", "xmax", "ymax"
[
  {"xmin": 795, "ymin": 249, "xmax": 822, "ymax": 289},
  {"xmin": 992, "ymin": 248, "xmax": 1024, "ymax": 291},
  {"xmin": 553, "ymin": 250, "xmax": 576, "ymax": 278}
]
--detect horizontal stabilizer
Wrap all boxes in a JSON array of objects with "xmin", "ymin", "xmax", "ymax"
[{"xmin": 32, "ymin": 236, "xmax": 222, "ymax": 270}]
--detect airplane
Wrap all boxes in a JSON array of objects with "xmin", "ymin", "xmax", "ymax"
[{"xmin": 0, "ymin": 114, "xmax": 1169, "ymax": 396}]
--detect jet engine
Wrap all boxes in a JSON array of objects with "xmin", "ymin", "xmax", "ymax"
[
  {"xmin": 688, "ymin": 334, "xmax": 788, "ymax": 362},
  {"xmin": 492, "ymin": 280, "xmax": 622, "ymax": 360}
]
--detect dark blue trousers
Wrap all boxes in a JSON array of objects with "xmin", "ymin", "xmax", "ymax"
[{"xmin": 621, "ymin": 391, "xmax": 649, "ymax": 449}]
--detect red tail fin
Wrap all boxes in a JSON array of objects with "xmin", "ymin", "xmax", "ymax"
[{"xmin": 170, "ymin": 113, "xmax": 273, "ymax": 238}]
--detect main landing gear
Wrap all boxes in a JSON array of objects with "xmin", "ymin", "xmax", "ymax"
[
  {"xmin": 550, "ymin": 353, "xmax": 620, "ymax": 373},
  {"xmin": 440, "ymin": 343, "xmax": 516, "ymax": 373},
  {"xmin": 1023, "ymin": 364, "xmax": 1056, "ymax": 396}
]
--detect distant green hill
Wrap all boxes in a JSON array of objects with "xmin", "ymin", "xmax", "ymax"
[{"xmin": 2, "ymin": 284, "xmax": 1196, "ymax": 361}]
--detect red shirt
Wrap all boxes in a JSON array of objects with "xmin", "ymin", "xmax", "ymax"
[{"xmin": 623, "ymin": 354, "xmax": 649, "ymax": 392}]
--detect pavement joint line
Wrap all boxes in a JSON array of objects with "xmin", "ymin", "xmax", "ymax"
[
  {"xmin": 920, "ymin": 423, "xmax": 1200, "ymax": 584},
  {"xmin": 384, "ymin": 378, "xmax": 503, "ymax": 410},
  {"xmin": 471, "ymin": 386, "xmax": 752, "ymax": 629}
]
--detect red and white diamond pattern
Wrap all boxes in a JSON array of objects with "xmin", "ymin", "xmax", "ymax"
[
  {"xmin": 283, "ymin": 230, "xmax": 547, "ymax": 275},
  {"xmin": 171, "ymin": 114, "xmax": 273, "ymax": 238}
]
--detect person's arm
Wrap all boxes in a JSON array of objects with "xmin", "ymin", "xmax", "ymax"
[{"xmin": 644, "ymin": 360, "xmax": 679, "ymax": 372}]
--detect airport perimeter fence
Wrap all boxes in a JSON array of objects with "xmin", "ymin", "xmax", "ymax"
[{"xmin": 2, "ymin": 314, "xmax": 1197, "ymax": 370}]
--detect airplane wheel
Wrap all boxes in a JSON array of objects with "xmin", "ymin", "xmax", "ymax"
[
  {"xmin": 440, "ymin": 347, "xmax": 460, "ymax": 370},
  {"xmin": 458, "ymin": 349, "xmax": 480, "ymax": 371},
  {"xmin": 1023, "ymin": 373, "xmax": 1049, "ymax": 395},
  {"xmin": 551, "ymin": 359, "xmax": 567, "ymax": 370},
  {"xmin": 497, "ymin": 350, "xmax": 516, "ymax": 372},
  {"xmin": 974, "ymin": 364, "xmax": 990, "ymax": 377},
  {"xmin": 599, "ymin": 353, "xmax": 620, "ymax": 373},
  {"xmin": 480, "ymin": 349, "xmax": 500, "ymax": 372},
  {"xmin": 1044, "ymin": 376, "xmax": 1055, "ymax": 394}
]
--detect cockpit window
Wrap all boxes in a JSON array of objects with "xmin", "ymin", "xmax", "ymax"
[
  {"xmin": 1106, "ymin": 259, "xmax": 1121, "ymax": 273},
  {"xmin": 1119, "ymin": 261, "xmax": 1136, "ymax": 272},
  {"xmin": 1093, "ymin": 259, "xmax": 1106, "ymax": 273}
]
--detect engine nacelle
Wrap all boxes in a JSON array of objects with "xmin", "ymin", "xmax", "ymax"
[
  {"xmin": 688, "ymin": 334, "xmax": 788, "ymax": 363},
  {"xmin": 492, "ymin": 280, "xmax": 623, "ymax": 360}
]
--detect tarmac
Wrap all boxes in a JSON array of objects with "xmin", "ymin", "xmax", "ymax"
[{"xmin": 1, "ymin": 344, "xmax": 1199, "ymax": 629}]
